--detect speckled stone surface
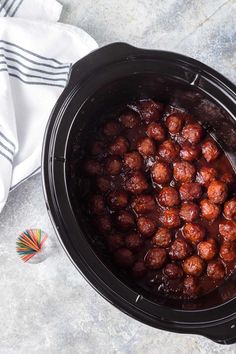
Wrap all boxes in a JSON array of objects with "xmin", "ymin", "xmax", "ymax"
[{"xmin": 1, "ymin": 1, "xmax": 236, "ymax": 353}]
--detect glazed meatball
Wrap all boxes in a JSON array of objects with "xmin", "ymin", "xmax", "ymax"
[
  {"xmin": 114, "ymin": 210, "xmax": 135, "ymax": 231},
  {"xmin": 95, "ymin": 214, "xmax": 112, "ymax": 234},
  {"xmin": 197, "ymin": 166, "xmax": 217, "ymax": 186},
  {"xmin": 109, "ymin": 136, "xmax": 129, "ymax": 156},
  {"xmin": 179, "ymin": 202, "xmax": 199, "ymax": 222},
  {"xmin": 165, "ymin": 112, "xmax": 184, "ymax": 135},
  {"xmin": 224, "ymin": 198, "xmax": 236, "ymax": 220},
  {"xmin": 207, "ymin": 261, "xmax": 225, "ymax": 280},
  {"xmin": 200, "ymin": 199, "xmax": 221, "ymax": 221},
  {"xmin": 202, "ymin": 140, "xmax": 220, "ymax": 162},
  {"xmin": 180, "ymin": 143, "xmax": 200, "ymax": 162},
  {"xmin": 152, "ymin": 227, "xmax": 172, "ymax": 247},
  {"xmin": 179, "ymin": 182, "xmax": 202, "ymax": 201},
  {"xmin": 160, "ymin": 208, "xmax": 181, "ymax": 229},
  {"xmin": 145, "ymin": 248, "xmax": 167, "ymax": 269},
  {"xmin": 164, "ymin": 263, "xmax": 183, "ymax": 279},
  {"xmin": 207, "ymin": 180, "xmax": 228, "ymax": 204},
  {"xmin": 125, "ymin": 172, "xmax": 149, "ymax": 194},
  {"xmin": 123, "ymin": 151, "xmax": 143, "ymax": 171},
  {"xmin": 138, "ymin": 99, "xmax": 164, "ymax": 123},
  {"xmin": 83, "ymin": 159, "xmax": 103, "ymax": 176},
  {"xmin": 105, "ymin": 156, "xmax": 122, "ymax": 175},
  {"xmin": 158, "ymin": 186, "xmax": 180, "ymax": 207},
  {"xmin": 107, "ymin": 190, "xmax": 128, "ymax": 210},
  {"xmin": 119, "ymin": 111, "xmax": 139, "ymax": 128},
  {"xmin": 173, "ymin": 161, "xmax": 196, "ymax": 183},
  {"xmin": 221, "ymin": 172, "xmax": 234, "ymax": 184},
  {"xmin": 169, "ymin": 238, "xmax": 192, "ymax": 260},
  {"xmin": 146, "ymin": 122, "xmax": 166, "ymax": 141},
  {"xmin": 132, "ymin": 194, "xmax": 156, "ymax": 214},
  {"xmin": 125, "ymin": 232, "xmax": 143, "ymax": 251},
  {"xmin": 220, "ymin": 241, "xmax": 236, "ymax": 262},
  {"xmin": 113, "ymin": 248, "xmax": 134, "ymax": 268},
  {"xmin": 183, "ymin": 223, "xmax": 205, "ymax": 245},
  {"xmin": 90, "ymin": 140, "xmax": 105, "ymax": 155},
  {"xmin": 197, "ymin": 239, "xmax": 217, "ymax": 261},
  {"xmin": 137, "ymin": 216, "xmax": 156, "ymax": 237},
  {"xmin": 182, "ymin": 255, "xmax": 205, "ymax": 276},
  {"xmin": 219, "ymin": 220, "xmax": 236, "ymax": 241},
  {"xmin": 88, "ymin": 194, "xmax": 106, "ymax": 215},
  {"xmin": 131, "ymin": 261, "xmax": 147, "ymax": 278},
  {"xmin": 107, "ymin": 233, "xmax": 124, "ymax": 251},
  {"xmin": 151, "ymin": 162, "xmax": 172, "ymax": 185},
  {"xmin": 103, "ymin": 120, "xmax": 121, "ymax": 136},
  {"xmin": 183, "ymin": 276, "xmax": 200, "ymax": 298},
  {"xmin": 137, "ymin": 137, "xmax": 156, "ymax": 157},
  {"xmin": 96, "ymin": 176, "xmax": 111, "ymax": 193},
  {"xmin": 182, "ymin": 123, "xmax": 203, "ymax": 144},
  {"xmin": 158, "ymin": 140, "xmax": 180, "ymax": 163}
]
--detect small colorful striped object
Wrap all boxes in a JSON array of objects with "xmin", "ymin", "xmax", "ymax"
[{"xmin": 16, "ymin": 229, "xmax": 48, "ymax": 263}]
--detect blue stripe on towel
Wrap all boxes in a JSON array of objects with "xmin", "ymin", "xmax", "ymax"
[
  {"xmin": 0, "ymin": 131, "xmax": 15, "ymax": 148},
  {"xmin": 11, "ymin": 0, "xmax": 23, "ymax": 16},
  {"xmin": 0, "ymin": 149, "xmax": 13, "ymax": 164}
]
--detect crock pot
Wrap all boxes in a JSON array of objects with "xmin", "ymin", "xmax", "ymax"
[{"xmin": 42, "ymin": 43, "xmax": 236, "ymax": 344}]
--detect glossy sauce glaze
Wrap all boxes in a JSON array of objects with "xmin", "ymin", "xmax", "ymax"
[{"xmin": 73, "ymin": 99, "xmax": 236, "ymax": 300}]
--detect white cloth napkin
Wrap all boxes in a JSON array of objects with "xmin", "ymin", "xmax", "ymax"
[{"xmin": 0, "ymin": 0, "xmax": 98, "ymax": 211}]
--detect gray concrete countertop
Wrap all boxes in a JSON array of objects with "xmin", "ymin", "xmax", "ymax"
[{"xmin": 1, "ymin": 1, "xmax": 236, "ymax": 353}]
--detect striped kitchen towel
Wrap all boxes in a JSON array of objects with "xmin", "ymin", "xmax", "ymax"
[{"xmin": 0, "ymin": 0, "xmax": 98, "ymax": 211}]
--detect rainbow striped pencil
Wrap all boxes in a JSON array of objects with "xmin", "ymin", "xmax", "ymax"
[{"xmin": 16, "ymin": 229, "xmax": 48, "ymax": 262}]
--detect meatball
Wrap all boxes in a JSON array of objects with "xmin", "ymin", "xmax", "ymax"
[
  {"xmin": 113, "ymin": 248, "xmax": 134, "ymax": 268},
  {"xmin": 207, "ymin": 261, "xmax": 225, "ymax": 280},
  {"xmin": 220, "ymin": 241, "xmax": 236, "ymax": 262},
  {"xmin": 158, "ymin": 140, "xmax": 180, "ymax": 163},
  {"xmin": 109, "ymin": 136, "xmax": 129, "ymax": 156},
  {"xmin": 96, "ymin": 176, "xmax": 111, "ymax": 193},
  {"xmin": 125, "ymin": 233, "xmax": 143, "ymax": 251},
  {"xmin": 90, "ymin": 140, "xmax": 105, "ymax": 155},
  {"xmin": 179, "ymin": 202, "xmax": 199, "ymax": 222},
  {"xmin": 119, "ymin": 111, "xmax": 139, "ymax": 128},
  {"xmin": 219, "ymin": 220, "xmax": 236, "ymax": 241},
  {"xmin": 197, "ymin": 239, "xmax": 217, "ymax": 261},
  {"xmin": 164, "ymin": 263, "xmax": 183, "ymax": 279},
  {"xmin": 125, "ymin": 172, "xmax": 149, "ymax": 194},
  {"xmin": 151, "ymin": 162, "xmax": 172, "ymax": 185},
  {"xmin": 146, "ymin": 122, "xmax": 166, "ymax": 141},
  {"xmin": 165, "ymin": 112, "xmax": 184, "ymax": 135},
  {"xmin": 138, "ymin": 99, "xmax": 164, "ymax": 123},
  {"xmin": 123, "ymin": 151, "xmax": 143, "ymax": 171},
  {"xmin": 107, "ymin": 190, "xmax": 128, "ymax": 211},
  {"xmin": 224, "ymin": 198, "xmax": 236, "ymax": 220},
  {"xmin": 145, "ymin": 248, "xmax": 167, "ymax": 269},
  {"xmin": 180, "ymin": 143, "xmax": 200, "ymax": 162},
  {"xmin": 179, "ymin": 182, "xmax": 202, "ymax": 201},
  {"xmin": 103, "ymin": 120, "xmax": 121, "ymax": 137},
  {"xmin": 158, "ymin": 186, "xmax": 180, "ymax": 207},
  {"xmin": 220, "ymin": 172, "xmax": 234, "ymax": 184},
  {"xmin": 137, "ymin": 216, "xmax": 156, "ymax": 237},
  {"xmin": 131, "ymin": 261, "xmax": 147, "ymax": 278},
  {"xmin": 183, "ymin": 276, "xmax": 200, "ymax": 298},
  {"xmin": 183, "ymin": 223, "xmax": 206, "ymax": 245},
  {"xmin": 132, "ymin": 194, "xmax": 156, "ymax": 214},
  {"xmin": 169, "ymin": 238, "xmax": 192, "ymax": 260},
  {"xmin": 95, "ymin": 214, "xmax": 112, "ymax": 234},
  {"xmin": 83, "ymin": 159, "xmax": 102, "ymax": 176},
  {"xmin": 202, "ymin": 140, "xmax": 220, "ymax": 162},
  {"xmin": 173, "ymin": 161, "xmax": 196, "ymax": 183},
  {"xmin": 114, "ymin": 210, "xmax": 135, "ymax": 231},
  {"xmin": 107, "ymin": 233, "xmax": 124, "ymax": 251},
  {"xmin": 160, "ymin": 208, "xmax": 181, "ymax": 229},
  {"xmin": 105, "ymin": 156, "xmax": 122, "ymax": 175},
  {"xmin": 197, "ymin": 166, "xmax": 217, "ymax": 186},
  {"xmin": 152, "ymin": 227, "xmax": 172, "ymax": 247},
  {"xmin": 137, "ymin": 137, "xmax": 156, "ymax": 157},
  {"xmin": 182, "ymin": 123, "xmax": 203, "ymax": 144},
  {"xmin": 207, "ymin": 180, "xmax": 228, "ymax": 204},
  {"xmin": 88, "ymin": 194, "xmax": 106, "ymax": 215},
  {"xmin": 200, "ymin": 199, "xmax": 221, "ymax": 221},
  {"xmin": 182, "ymin": 255, "xmax": 205, "ymax": 276}
]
